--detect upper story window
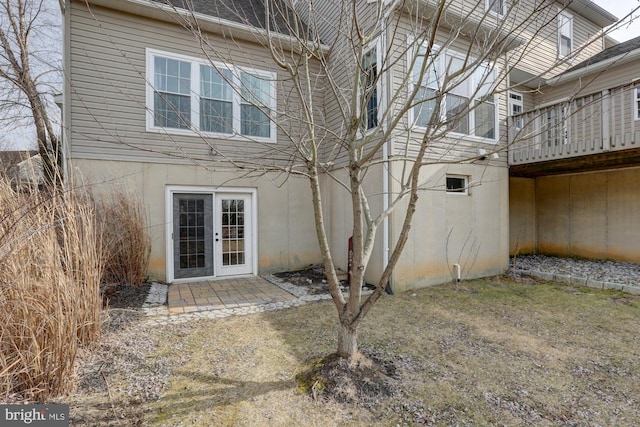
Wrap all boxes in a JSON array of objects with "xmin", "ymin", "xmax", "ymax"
[
  {"xmin": 486, "ymin": 0, "xmax": 505, "ymax": 16},
  {"xmin": 410, "ymin": 46, "xmax": 498, "ymax": 141},
  {"xmin": 360, "ymin": 41, "xmax": 380, "ymax": 131},
  {"xmin": 147, "ymin": 49, "xmax": 276, "ymax": 142},
  {"xmin": 153, "ymin": 57, "xmax": 191, "ymax": 129},
  {"xmin": 558, "ymin": 10, "xmax": 573, "ymax": 58},
  {"xmin": 200, "ymin": 65, "xmax": 233, "ymax": 134}
]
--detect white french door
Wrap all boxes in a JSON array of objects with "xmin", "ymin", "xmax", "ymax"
[
  {"xmin": 170, "ymin": 189, "xmax": 254, "ymax": 281},
  {"xmin": 215, "ymin": 194, "xmax": 252, "ymax": 276}
]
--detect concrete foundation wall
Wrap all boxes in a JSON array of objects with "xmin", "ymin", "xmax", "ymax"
[
  {"xmin": 69, "ymin": 159, "xmax": 322, "ymax": 281},
  {"xmin": 321, "ymin": 166, "xmax": 385, "ymax": 286},
  {"xmin": 509, "ymin": 167, "xmax": 640, "ymax": 263},
  {"xmin": 509, "ymin": 177, "xmax": 536, "ymax": 254},
  {"xmin": 391, "ymin": 163, "xmax": 510, "ymax": 292},
  {"xmin": 72, "ymin": 158, "xmax": 512, "ymax": 287}
]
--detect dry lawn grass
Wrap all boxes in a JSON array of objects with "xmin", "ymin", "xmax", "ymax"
[{"xmin": 69, "ymin": 276, "xmax": 640, "ymax": 426}]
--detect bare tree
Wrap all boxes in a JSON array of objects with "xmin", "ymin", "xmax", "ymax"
[
  {"xmin": 0, "ymin": 0, "xmax": 61, "ymax": 185},
  {"xmin": 86, "ymin": 0, "xmax": 620, "ymax": 359}
]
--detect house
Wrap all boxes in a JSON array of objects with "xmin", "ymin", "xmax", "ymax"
[{"xmin": 62, "ymin": 0, "xmax": 628, "ymax": 291}]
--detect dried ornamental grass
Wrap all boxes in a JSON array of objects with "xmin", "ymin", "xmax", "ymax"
[
  {"xmin": 0, "ymin": 180, "xmax": 104, "ymax": 402},
  {"xmin": 98, "ymin": 189, "xmax": 151, "ymax": 287}
]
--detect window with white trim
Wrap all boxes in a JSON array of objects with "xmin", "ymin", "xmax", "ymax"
[
  {"xmin": 446, "ymin": 175, "xmax": 468, "ymax": 194},
  {"xmin": 360, "ymin": 41, "xmax": 380, "ymax": 131},
  {"xmin": 486, "ymin": 0, "xmax": 505, "ymax": 16},
  {"xmin": 509, "ymin": 91, "xmax": 523, "ymax": 129},
  {"xmin": 558, "ymin": 11, "xmax": 573, "ymax": 58},
  {"xmin": 635, "ymin": 86, "xmax": 640, "ymax": 120},
  {"xmin": 147, "ymin": 49, "xmax": 276, "ymax": 141},
  {"xmin": 153, "ymin": 56, "xmax": 191, "ymax": 129},
  {"xmin": 410, "ymin": 46, "xmax": 498, "ymax": 140}
]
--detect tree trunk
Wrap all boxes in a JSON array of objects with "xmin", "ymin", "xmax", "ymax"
[{"xmin": 337, "ymin": 322, "xmax": 358, "ymax": 358}]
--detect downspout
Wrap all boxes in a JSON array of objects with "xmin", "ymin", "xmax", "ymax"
[
  {"xmin": 382, "ymin": 0, "xmax": 400, "ymax": 294},
  {"xmin": 61, "ymin": 0, "xmax": 70, "ymax": 188},
  {"xmin": 383, "ymin": 113, "xmax": 391, "ymax": 293}
]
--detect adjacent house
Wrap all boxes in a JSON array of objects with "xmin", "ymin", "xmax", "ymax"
[
  {"xmin": 63, "ymin": 0, "xmax": 632, "ymax": 291},
  {"xmin": 0, "ymin": 150, "xmax": 42, "ymax": 188},
  {"xmin": 509, "ymin": 35, "xmax": 640, "ymax": 262}
]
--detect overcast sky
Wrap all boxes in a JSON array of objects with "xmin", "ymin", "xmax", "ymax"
[
  {"xmin": 594, "ymin": 0, "xmax": 640, "ymax": 41},
  {"xmin": 1, "ymin": 0, "xmax": 639, "ymax": 151}
]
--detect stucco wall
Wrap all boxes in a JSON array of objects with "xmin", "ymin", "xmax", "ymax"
[
  {"xmin": 69, "ymin": 159, "xmax": 322, "ymax": 281},
  {"xmin": 391, "ymin": 163, "xmax": 510, "ymax": 292},
  {"xmin": 509, "ymin": 167, "xmax": 640, "ymax": 262},
  {"xmin": 321, "ymin": 166, "xmax": 385, "ymax": 286},
  {"xmin": 509, "ymin": 177, "xmax": 536, "ymax": 254}
]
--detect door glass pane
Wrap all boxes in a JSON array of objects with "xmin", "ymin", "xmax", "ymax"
[
  {"xmin": 220, "ymin": 198, "xmax": 246, "ymax": 266},
  {"xmin": 178, "ymin": 198, "xmax": 207, "ymax": 269}
]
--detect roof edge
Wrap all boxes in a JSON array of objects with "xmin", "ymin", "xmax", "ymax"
[
  {"xmin": 547, "ymin": 47, "xmax": 640, "ymax": 85},
  {"xmin": 78, "ymin": 0, "xmax": 330, "ymax": 54},
  {"xmin": 567, "ymin": 0, "xmax": 617, "ymax": 28}
]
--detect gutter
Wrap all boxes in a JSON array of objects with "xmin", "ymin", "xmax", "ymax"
[
  {"xmin": 80, "ymin": 0, "xmax": 331, "ymax": 55},
  {"xmin": 568, "ymin": 0, "xmax": 617, "ymax": 28},
  {"xmin": 547, "ymin": 48, "xmax": 640, "ymax": 85}
]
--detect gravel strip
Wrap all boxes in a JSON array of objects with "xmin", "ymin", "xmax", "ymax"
[{"xmin": 511, "ymin": 255, "xmax": 640, "ymax": 293}]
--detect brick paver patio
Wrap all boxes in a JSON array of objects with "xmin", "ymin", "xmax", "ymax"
[{"xmin": 167, "ymin": 276, "xmax": 298, "ymax": 314}]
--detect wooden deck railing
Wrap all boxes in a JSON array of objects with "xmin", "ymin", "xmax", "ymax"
[{"xmin": 508, "ymin": 83, "xmax": 640, "ymax": 165}]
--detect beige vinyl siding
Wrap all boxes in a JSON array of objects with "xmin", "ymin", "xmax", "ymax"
[
  {"xmin": 538, "ymin": 62, "xmax": 640, "ymax": 104},
  {"xmin": 68, "ymin": 1, "xmax": 323, "ymax": 165},
  {"xmin": 406, "ymin": 0, "xmax": 606, "ymax": 79},
  {"xmin": 498, "ymin": 1, "xmax": 605, "ymax": 80}
]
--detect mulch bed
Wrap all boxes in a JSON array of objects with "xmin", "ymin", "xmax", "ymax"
[
  {"xmin": 101, "ymin": 283, "xmax": 151, "ymax": 309},
  {"xmin": 274, "ymin": 264, "xmax": 375, "ymax": 295}
]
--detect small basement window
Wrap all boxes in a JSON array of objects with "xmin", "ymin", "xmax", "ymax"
[{"xmin": 446, "ymin": 175, "xmax": 468, "ymax": 194}]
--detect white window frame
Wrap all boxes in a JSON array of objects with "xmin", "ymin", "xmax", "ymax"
[
  {"xmin": 486, "ymin": 0, "xmax": 505, "ymax": 17},
  {"xmin": 146, "ymin": 48, "xmax": 277, "ymax": 143},
  {"xmin": 509, "ymin": 91, "xmax": 523, "ymax": 129},
  {"xmin": 408, "ymin": 43, "xmax": 499, "ymax": 143},
  {"xmin": 359, "ymin": 37, "xmax": 383, "ymax": 134},
  {"xmin": 558, "ymin": 10, "xmax": 573, "ymax": 59},
  {"xmin": 445, "ymin": 175, "xmax": 469, "ymax": 195}
]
